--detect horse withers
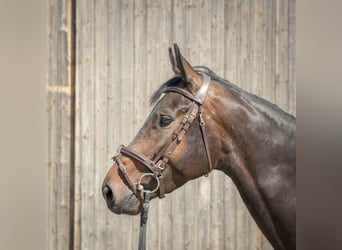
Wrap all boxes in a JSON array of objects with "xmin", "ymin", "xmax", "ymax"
[{"xmin": 102, "ymin": 44, "xmax": 296, "ymax": 250}]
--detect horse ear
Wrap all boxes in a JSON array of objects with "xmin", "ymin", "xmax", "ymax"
[
  {"xmin": 171, "ymin": 43, "xmax": 202, "ymax": 92},
  {"xmin": 169, "ymin": 47, "xmax": 180, "ymax": 74}
]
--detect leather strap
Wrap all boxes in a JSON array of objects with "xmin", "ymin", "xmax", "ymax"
[
  {"xmin": 163, "ymin": 72, "xmax": 210, "ymax": 105},
  {"xmin": 114, "ymin": 156, "xmax": 141, "ymax": 200},
  {"xmin": 120, "ymin": 146, "xmax": 156, "ymax": 174},
  {"xmin": 138, "ymin": 191, "xmax": 150, "ymax": 250},
  {"xmin": 113, "ymin": 72, "xmax": 213, "ymax": 200},
  {"xmin": 164, "ymin": 87, "xmax": 202, "ymax": 105},
  {"xmin": 198, "ymin": 106, "xmax": 213, "ymax": 174}
]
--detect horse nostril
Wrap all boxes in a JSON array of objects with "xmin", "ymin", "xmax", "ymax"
[{"xmin": 102, "ymin": 184, "xmax": 114, "ymax": 202}]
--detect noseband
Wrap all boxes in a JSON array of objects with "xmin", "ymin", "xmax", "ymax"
[{"xmin": 112, "ymin": 72, "xmax": 212, "ymax": 200}]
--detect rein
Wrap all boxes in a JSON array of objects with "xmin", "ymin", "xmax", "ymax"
[{"xmin": 112, "ymin": 72, "xmax": 212, "ymax": 250}]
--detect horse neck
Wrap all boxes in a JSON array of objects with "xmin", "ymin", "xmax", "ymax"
[
  {"xmin": 207, "ymin": 82, "xmax": 296, "ymax": 177},
  {"xmin": 207, "ymin": 83, "xmax": 296, "ymax": 249}
]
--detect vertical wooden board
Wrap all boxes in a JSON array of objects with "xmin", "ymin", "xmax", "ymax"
[
  {"xmin": 223, "ymin": 178, "xmax": 238, "ymax": 250},
  {"xmin": 134, "ymin": 0, "xmax": 148, "ymax": 127},
  {"xmin": 288, "ymin": 0, "xmax": 296, "ymax": 116},
  {"xmin": 159, "ymin": 0, "xmax": 173, "ymax": 74},
  {"xmin": 239, "ymin": 0, "xmax": 250, "ymax": 92},
  {"xmin": 146, "ymin": 0, "xmax": 161, "ymax": 97},
  {"xmin": 209, "ymin": 173, "xmax": 225, "ymax": 250},
  {"xmin": 75, "ymin": 0, "xmax": 96, "ymax": 249},
  {"xmin": 57, "ymin": 92, "xmax": 72, "ymax": 250},
  {"xmin": 54, "ymin": 0, "xmax": 70, "ymax": 86},
  {"xmin": 48, "ymin": 0, "xmax": 57, "ymax": 83},
  {"xmin": 94, "ymin": 0, "xmax": 108, "ymax": 249},
  {"xmin": 120, "ymin": 0, "xmax": 135, "ymax": 142},
  {"xmin": 172, "ymin": 0, "xmax": 187, "ymax": 50},
  {"xmin": 185, "ymin": 0, "xmax": 199, "ymax": 60},
  {"xmin": 209, "ymin": 1, "xmax": 225, "ymax": 249},
  {"xmin": 263, "ymin": 0, "xmax": 276, "ymax": 103},
  {"xmin": 224, "ymin": 0, "xmax": 238, "ymax": 83},
  {"xmin": 275, "ymin": 0, "xmax": 289, "ymax": 111},
  {"xmin": 47, "ymin": 0, "xmax": 73, "ymax": 249},
  {"xmin": 199, "ymin": 0, "xmax": 211, "ymax": 65},
  {"xmin": 210, "ymin": 0, "xmax": 225, "ymax": 75},
  {"xmin": 74, "ymin": 3, "xmax": 82, "ymax": 247},
  {"xmin": 47, "ymin": 91, "xmax": 73, "ymax": 250},
  {"xmin": 47, "ymin": 89, "xmax": 59, "ymax": 250},
  {"xmin": 48, "ymin": 162, "xmax": 57, "ymax": 250},
  {"xmin": 158, "ymin": 195, "xmax": 172, "ymax": 250},
  {"xmin": 47, "ymin": 1, "xmax": 58, "ymax": 247},
  {"xmin": 73, "ymin": 77, "xmax": 81, "ymax": 249},
  {"xmin": 73, "ymin": 1, "xmax": 82, "ymax": 242},
  {"xmin": 250, "ymin": 0, "xmax": 264, "ymax": 96}
]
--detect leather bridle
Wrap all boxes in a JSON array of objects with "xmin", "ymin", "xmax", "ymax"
[
  {"xmin": 112, "ymin": 72, "xmax": 213, "ymax": 200},
  {"xmin": 112, "ymin": 72, "xmax": 212, "ymax": 250}
]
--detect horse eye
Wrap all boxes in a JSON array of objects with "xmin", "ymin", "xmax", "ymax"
[{"xmin": 159, "ymin": 115, "xmax": 173, "ymax": 127}]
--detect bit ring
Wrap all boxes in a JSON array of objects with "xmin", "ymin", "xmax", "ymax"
[{"xmin": 137, "ymin": 173, "xmax": 160, "ymax": 193}]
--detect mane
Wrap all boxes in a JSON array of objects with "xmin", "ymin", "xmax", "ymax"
[{"xmin": 150, "ymin": 66, "xmax": 295, "ymax": 122}]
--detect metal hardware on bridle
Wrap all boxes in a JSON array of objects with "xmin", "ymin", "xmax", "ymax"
[
  {"xmin": 112, "ymin": 72, "xmax": 212, "ymax": 250},
  {"xmin": 137, "ymin": 173, "xmax": 160, "ymax": 193}
]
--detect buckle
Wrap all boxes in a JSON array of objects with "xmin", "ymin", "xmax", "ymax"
[{"xmin": 156, "ymin": 160, "xmax": 166, "ymax": 170}]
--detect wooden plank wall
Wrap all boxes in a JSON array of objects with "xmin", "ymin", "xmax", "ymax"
[
  {"xmin": 48, "ymin": 0, "xmax": 295, "ymax": 249},
  {"xmin": 47, "ymin": 0, "xmax": 75, "ymax": 249}
]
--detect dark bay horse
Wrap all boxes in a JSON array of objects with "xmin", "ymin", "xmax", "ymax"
[{"xmin": 103, "ymin": 44, "xmax": 296, "ymax": 250}]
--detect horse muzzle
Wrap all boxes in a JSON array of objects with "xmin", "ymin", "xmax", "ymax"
[{"xmin": 102, "ymin": 182, "xmax": 142, "ymax": 215}]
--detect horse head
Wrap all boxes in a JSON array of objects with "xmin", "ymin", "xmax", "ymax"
[{"xmin": 102, "ymin": 44, "xmax": 218, "ymax": 215}]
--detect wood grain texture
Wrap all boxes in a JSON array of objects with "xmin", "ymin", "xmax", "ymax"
[
  {"xmin": 47, "ymin": 0, "xmax": 74, "ymax": 249},
  {"xmin": 48, "ymin": 0, "xmax": 295, "ymax": 249}
]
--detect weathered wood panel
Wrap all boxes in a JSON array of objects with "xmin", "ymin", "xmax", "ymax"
[
  {"xmin": 48, "ymin": 0, "xmax": 296, "ymax": 249},
  {"xmin": 47, "ymin": 0, "xmax": 75, "ymax": 249}
]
